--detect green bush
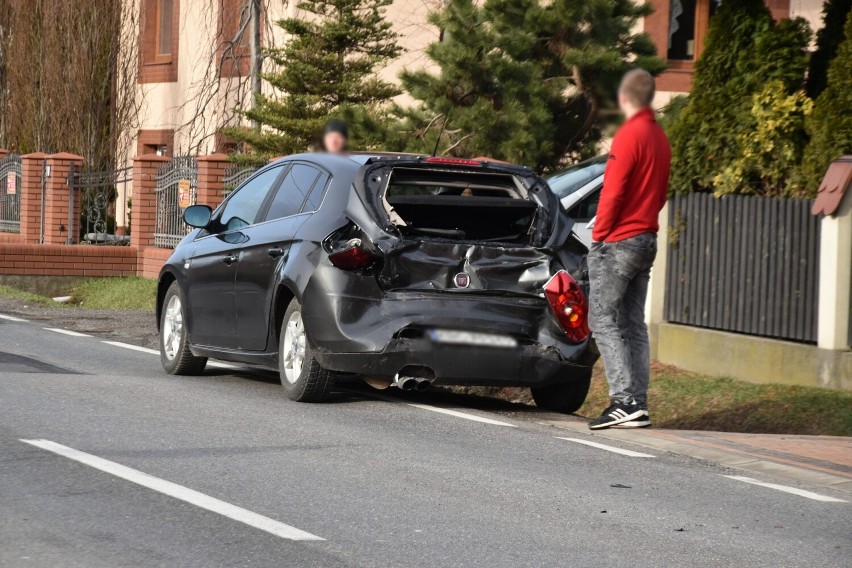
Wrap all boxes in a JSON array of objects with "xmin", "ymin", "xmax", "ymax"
[
  {"xmin": 713, "ymin": 83, "xmax": 812, "ymax": 197},
  {"xmin": 797, "ymin": 11, "xmax": 852, "ymax": 194},
  {"xmin": 668, "ymin": 0, "xmax": 811, "ymax": 195}
]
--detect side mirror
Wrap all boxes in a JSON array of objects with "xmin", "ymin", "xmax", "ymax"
[{"xmin": 183, "ymin": 205, "xmax": 212, "ymax": 228}]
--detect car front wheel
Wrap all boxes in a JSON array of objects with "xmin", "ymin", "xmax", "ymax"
[
  {"xmin": 530, "ymin": 368, "xmax": 592, "ymax": 414},
  {"xmin": 279, "ymin": 298, "xmax": 334, "ymax": 402},
  {"xmin": 160, "ymin": 281, "xmax": 207, "ymax": 375}
]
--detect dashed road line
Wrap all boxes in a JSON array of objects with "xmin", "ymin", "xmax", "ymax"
[
  {"xmin": 556, "ymin": 437, "xmax": 656, "ymax": 458},
  {"xmin": 102, "ymin": 340, "xmax": 237, "ymax": 369},
  {"xmin": 354, "ymin": 390, "xmax": 516, "ymax": 427},
  {"xmin": 102, "ymin": 340, "xmax": 159, "ymax": 355},
  {"xmin": 0, "ymin": 314, "xmax": 28, "ymax": 322},
  {"xmin": 405, "ymin": 402, "xmax": 517, "ymax": 427},
  {"xmin": 45, "ymin": 328, "xmax": 91, "ymax": 337},
  {"xmin": 20, "ymin": 439, "xmax": 326, "ymax": 540},
  {"xmin": 724, "ymin": 475, "xmax": 847, "ymax": 503}
]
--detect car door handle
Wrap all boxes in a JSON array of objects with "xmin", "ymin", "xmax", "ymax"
[
  {"xmin": 267, "ymin": 247, "xmax": 286, "ymax": 258},
  {"xmin": 222, "ymin": 255, "xmax": 239, "ymax": 265}
]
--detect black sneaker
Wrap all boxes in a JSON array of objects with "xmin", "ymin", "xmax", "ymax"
[
  {"xmin": 611, "ymin": 413, "xmax": 652, "ymax": 428},
  {"xmin": 588, "ymin": 402, "xmax": 646, "ymax": 430}
]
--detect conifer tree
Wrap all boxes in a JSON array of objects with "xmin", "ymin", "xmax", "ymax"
[
  {"xmin": 806, "ymin": 0, "xmax": 852, "ymax": 99},
  {"xmin": 363, "ymin": 0, "xmax": 663, "ymax": 172},
  {"xmin": 799, "ymin": 10, "xmax": 852, "ymax": 192},
  {"xmin": 667, "ymin": 0, "xmax": 811, "ymax": 193},
  {"xmin": 226, "ymin": 0, "xmax": 401, "ymax": 161}
]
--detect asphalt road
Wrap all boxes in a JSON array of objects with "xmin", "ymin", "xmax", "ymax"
[{"xmin": 1, "ymin": 315, "xmax": 849, "ymax": 567}]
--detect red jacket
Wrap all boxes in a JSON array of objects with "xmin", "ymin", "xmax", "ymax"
[{"xmin": 593, "ymin": 108, "xmax": 671, "ymax": 243}]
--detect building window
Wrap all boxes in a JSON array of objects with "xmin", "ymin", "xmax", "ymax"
[
  {"xmin": 138, "ymin": 129, "xmax": 175, "ymax": 157},
  {"xmin": 140, "ymin": 0, "xmax": 179, "ymax": 83},
  {"xmin": 158, "ymin": 0, "xmax": 174, "ymax": 57},
  {"xmin": 667, "ymin": 0, "xmax": 720, "ymax": 61}
]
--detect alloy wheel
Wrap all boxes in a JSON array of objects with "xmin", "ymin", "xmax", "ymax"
[
  {"xmin": 162, "ymin": 295, "xmax": 183, "ymax": 361},
  {"xmin": 282, "ymin": 310, "xmax": 306, "ymax": 384}
]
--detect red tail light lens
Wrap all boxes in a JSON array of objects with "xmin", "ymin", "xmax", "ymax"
[
  {"xmin": 329, "ymin": 246, "xmax": 378, "ymax": 270},
  {"xmin": 544, "ymin": 270, "xmax": 590, "ymax": 343},
  {"xmin": 424, "ymin": 157, "xmax": 481, "ymax": 166}
]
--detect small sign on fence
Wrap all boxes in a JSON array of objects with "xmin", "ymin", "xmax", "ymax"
[
  {"xmin": 178, "ymin": 179, "xmax": 192, "ymax": 208},
  {"xmin": 6, "ymin": 172, "xmax": 16, "ymax": 195}
]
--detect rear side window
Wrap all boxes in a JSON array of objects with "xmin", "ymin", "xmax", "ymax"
[
  {"xmin": 266, "ymin": 164, "xmax": 322, "ymax": 221},
  {"xmin": 303, "ymin": 172, "xmax": 330, "ymax": 212}
]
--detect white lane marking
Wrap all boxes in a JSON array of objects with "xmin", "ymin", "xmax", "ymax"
[
  {"xmin": 724, "ymin": 475, "xmax": 847, "ymax": 503},
  {"xmin": 20, "ymin": 439, "xmax": 325, "ymax": 540},
  {"xmin": 102, "ymin": 340, "xmax": 238, "ymax": 369},
  {"xmin": 351, "ymin": 390, "xmax": 517, "ymax": 427},
  {"xmin": 405, "ymin": 403, "xmax": 517, "ymax": 427},
  {"xmin": 556, "ymin": 437, "xmax": 656, "ymax": 458},
  {"xmin": 102, "ymin": 340, "xmax": 159, "ymax": 355},
  {"xmin": 45, "ymin": 328, "xmax": 91, "ymax": 337},
  {"xmin": 0, "ymin": 314, "xmax": 28, "ymax": 322}
]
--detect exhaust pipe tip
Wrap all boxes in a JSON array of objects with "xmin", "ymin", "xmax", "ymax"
[{"xmin": 415, "ymin": 379, "xmax": 431, "ymax": 392}]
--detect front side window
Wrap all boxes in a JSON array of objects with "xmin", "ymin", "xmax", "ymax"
[
  {"xmin": 219, "ymin": 167, "xmax": 283, "ymax": 231},
  {"xmin": 265, "ymin": 164, "xmax": 322, "ymax": 221}
]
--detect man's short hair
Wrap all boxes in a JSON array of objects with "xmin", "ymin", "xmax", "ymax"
[{"xmin": 619, "ymin": 69, "xmax": 655, "ymax": 108}]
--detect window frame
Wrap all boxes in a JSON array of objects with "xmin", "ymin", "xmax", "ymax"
[
  {"xmin": 258, "ymin": 160, "xmax": 333, "ymax": 223},
  {"xmin": 139, "ymin": 0, "xmax": 179, "ymax": 83}
]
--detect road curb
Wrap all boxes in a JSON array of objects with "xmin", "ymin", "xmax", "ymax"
[{"xmin": 539, "ymin": 419, "xmax": 852, "ymax": 496}]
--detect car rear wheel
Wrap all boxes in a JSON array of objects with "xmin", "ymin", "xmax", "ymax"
[
  {"xmin": 279, "ymin": 298, "xmax": 334, "ymax": 402},
  {"xmin": 530, "ymin": 369, "xmax": 592, "ymax": 414},
  {"xmin": 160, "ymin": 281, "xmax": 207, "ymax": 375}
]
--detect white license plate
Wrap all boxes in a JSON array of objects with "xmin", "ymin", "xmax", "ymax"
[{"xmin": 427, "ymin": 329, "xmax": 518, "ymax": 348}]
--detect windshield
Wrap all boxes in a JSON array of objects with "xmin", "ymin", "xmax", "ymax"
[{"xmin": 546, "ymin": 156, "xmax": 607, "ymax": 199}]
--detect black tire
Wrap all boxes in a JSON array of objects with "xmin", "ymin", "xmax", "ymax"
[
  {"xmin": 160, "ymin": 281, "xmax": 207, "ymax": 375},
  {"xmin": 279, "ymin": 298, "xmax": 334, "ymax": 402},
  {"xmin": 530, "ymin": 369, "xmax": 592, "ymax": 414}
]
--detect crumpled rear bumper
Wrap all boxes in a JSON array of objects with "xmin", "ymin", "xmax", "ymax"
[
  {"xmin": 302, "ymin": 268, "xmax": 596, "ymax": 386},
  {"xmin": 313, "ymin": 335, "xmax": 592, "ymax": 387}
]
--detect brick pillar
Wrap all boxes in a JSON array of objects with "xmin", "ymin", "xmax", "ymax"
[
  {"xmin": 42, "ymin": 153, "xmax": 84, "ymax": 244},
  {"xmin": 196, "ymin": 153, "xmax": 231, "ymax": 209},
  {"xmin": 20, "ymin": 152, "xmax": 49, "ymax": 244},
  {"xmin": 131, "ymin": 154, "xmax": 170, "ymax": 249}
]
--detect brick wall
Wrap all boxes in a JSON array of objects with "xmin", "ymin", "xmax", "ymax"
[
  {"xmin": 0, "ymin": 244, "xmax": 137, "ymax": 277},
  {"xmin": 0, "ymin": 233, "xmax": 24, "ymax": 244},
  {"xmin": 138, "ymin": 246, "xmax": 173, "ymax": 278}
]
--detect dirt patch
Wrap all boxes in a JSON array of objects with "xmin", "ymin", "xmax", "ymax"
[{"xmin": 0, "ymin": 296, "xmax": 159, "ymax": 350}]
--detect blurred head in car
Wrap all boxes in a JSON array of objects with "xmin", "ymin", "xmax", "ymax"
[
  {"xmin": 618, "ymin": 69, "xmax": 655, "ymax": 119},
  {"xmin": 323, "ymin": 119, "xmax": 349, "ymax": 153}
]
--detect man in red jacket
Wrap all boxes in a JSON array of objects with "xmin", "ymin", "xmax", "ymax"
[{"xmin": 587, "ymin": 69, "xmax": 671, "ymax": 430}]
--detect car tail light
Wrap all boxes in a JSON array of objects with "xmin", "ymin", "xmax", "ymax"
[
  {"xmin": 329, "ymin": 243, "xmax": 378, "ymax": 270},
  {"xmin": 424, "ymin": 157, "xmax": 481, "ymax": 166},
  {"xmin": 544, "ymin": 270, "xmax": 590, "ymax": 343}
]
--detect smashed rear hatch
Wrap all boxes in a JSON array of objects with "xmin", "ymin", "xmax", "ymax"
[{"xmin": 349, "ymin": 158, "xmax": 580, "ymax": 297}]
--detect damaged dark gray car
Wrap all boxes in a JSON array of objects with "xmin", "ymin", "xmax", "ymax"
[{"xmin": 157, "ymin": 153, "xmax": 598, "ymax": 413}]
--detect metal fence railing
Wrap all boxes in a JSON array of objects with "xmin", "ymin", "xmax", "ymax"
[
  {"xmin": 154, "ymin": 156, "xmax": 198, "ymax": 248},
  {"xmin": 0, "ymin": 154, "xmax": 22, "ymax": 233},
  {"xmin": 223, "ymin": 163, "xmax": 258, "ymax": 197},
  {"xmin": 68, "ymin": 164, "xmax": 132, "ymax": 245},
  {"xmin": 664, "ymin": 193, "xmax": 820, "ymax": 344}
]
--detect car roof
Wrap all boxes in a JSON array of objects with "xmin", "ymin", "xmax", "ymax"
[{"xmin": 271, "ymin": 152, "xmax": 534, "ymax": 174}]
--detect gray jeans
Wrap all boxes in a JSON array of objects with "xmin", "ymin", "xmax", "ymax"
[{"xmin": 587, "ymin": 233, "xmax": 657, "ymax": 406}]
